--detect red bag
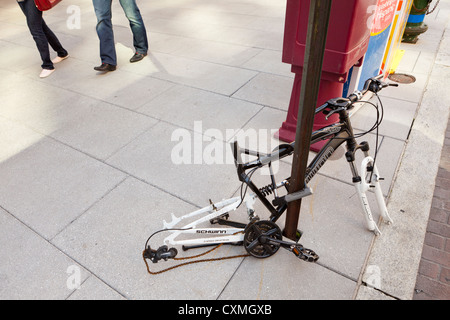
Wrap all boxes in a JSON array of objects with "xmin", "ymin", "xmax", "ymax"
[{"xmin": 34, "ymin": 0, "xmax": 62, "ymax": 11}]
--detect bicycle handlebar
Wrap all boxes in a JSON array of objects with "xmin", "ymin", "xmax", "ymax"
[
  {"xmin": 315, "ymin": 76, "xmax": 398, "ymax": 118},
  {"xmin": 231, "ymin": 76, "xmax": 398, "ymax": 175},
  {"xmin": 348, "ymin": 76, "xmax": 398, "ymax": 103}
]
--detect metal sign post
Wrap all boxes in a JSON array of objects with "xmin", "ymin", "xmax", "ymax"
[{"xmin": 283, "ymin": 0, "xmax": 332, "ymax": 240}]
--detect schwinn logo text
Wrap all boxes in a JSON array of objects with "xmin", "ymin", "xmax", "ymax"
[
  {"xmin": 306, "ymin": 147, "xmax": 334, "ymax": 183},
  {"xmin": 196, "ymin": 230, "xmax": 227, "ymax": 234}
]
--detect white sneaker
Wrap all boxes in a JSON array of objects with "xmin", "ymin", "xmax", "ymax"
[
  {"xmin": 52, "ymin": 55, "xmax": 69, "ymax": 64},
  {"xmin": 39, "ymin": 68, "xmax": 55, "ymax": 78}
]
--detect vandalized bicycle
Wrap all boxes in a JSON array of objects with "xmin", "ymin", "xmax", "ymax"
[{"xmin": 143, "ymin": 76, "xmax": 398, "ymax": 273}]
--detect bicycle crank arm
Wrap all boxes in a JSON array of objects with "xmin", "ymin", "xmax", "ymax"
[{"xmin": 261, "ymin": 237, "xmax": 319, "ymax": 262}]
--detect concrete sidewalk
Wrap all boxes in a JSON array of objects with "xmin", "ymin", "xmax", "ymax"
[{"xmin": 0, "ymin": 0, "xmax": 449, "ymax": 300}]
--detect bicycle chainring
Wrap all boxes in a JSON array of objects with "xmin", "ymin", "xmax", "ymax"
[{"xmin": 243, "ymin": 220, "xmax": 282, "ymax": 258}]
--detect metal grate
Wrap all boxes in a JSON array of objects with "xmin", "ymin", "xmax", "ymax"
[{"xmin": 388, "ymin": 73, "xmax": 416, "ymax": 84}]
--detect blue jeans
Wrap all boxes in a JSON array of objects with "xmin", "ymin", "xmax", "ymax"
[
  {"xmin": 18, "ymin": 0, "xmax": 68, "ymax": 70},
  {"xmin": 92, "ymin": 0, "xmax": 148, "ymax": 65}
]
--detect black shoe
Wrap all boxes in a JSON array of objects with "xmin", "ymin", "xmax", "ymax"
[
  {"xmin": 94, "ymin": 63, "xmax": 116, "ymax": 72},
  {"xmin": 130, "ymin": 52, "xmax": 147, "ymax": 63}
]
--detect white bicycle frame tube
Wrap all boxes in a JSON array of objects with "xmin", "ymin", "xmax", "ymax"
[
  {"xmin": 163, "ymin": 197, "xmax": 241, "ymax": 229},
  {"xmin": 163, "ymin": 194, "xmax": 257, "ymax": 246},
  {"xmin": 164, "ymin": 228, "xmax": 245, "ymax": 246}
]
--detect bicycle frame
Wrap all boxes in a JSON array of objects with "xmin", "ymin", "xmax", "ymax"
[
  {"xmin": 162, "ymin": 195, "xmax": 254, "ymax": 248},
  {"xmin": 161, "ymin": 105, "xmax": 391, "ymax": 251},
  {"xmin": 232, "ymin": 101, "xmax": 392, "ymax": 235},
  {"xmin": 144, "ymin": 77, "xmax": 395, "ymax": 267},
  {"xmin": 232, "ymin": 110, "xmax": 353, "ymax": 222}
]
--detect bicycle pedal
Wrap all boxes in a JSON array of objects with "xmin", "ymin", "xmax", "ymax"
[
  {"xmin": 143, "ymin": 246, "xmax": 156, "ymax": 261},
  {"xmin": 291, "ymin": 244, "xmax": 319, "ymax": 263},
  {"xmin": 143, "ymin": 245, "xmax": 178, "ymax": 263}
]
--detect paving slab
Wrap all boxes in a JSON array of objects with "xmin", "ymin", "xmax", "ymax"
[
  {"xmin": 0, "ymin": 39, "xmax": 38, "ymax": 72},
  {"xmin": 316, "ymin": 133, "xmax": 405, "ymax": 197},
  {"xmin": 47, "ymin": 100, "xmax": 159, "ymax": 160},
  {"xmin": 219, "ymin": 251, "xmax": 357, "ymax": 300},
  {"xmin": 0, "ymin": 208, "xmax": 90, "ymax": 300},
  {"xmin": 51, "ymin": 177, "xmax": 244, "ymax": 300},
  {"xmin": 0, "ymin": 117, "xmax": 44, "ymax": 163},
  {"xmin": 240, "ymin": 49, "xmax": 294, "ymax": 77},
  {"xmin": 356, "ymin": 56, "xmax": 450, "ymax": 301},
  {"xmin": 0, "ymin": 136, "xmax": 126, "ymax": 240},
  {"xmin": 166, "ymin": 36, "xmax": 263, "ymax": 67},
  {"xmin": 137, "ymin": 84, "xmax": 262, "ymax": 137},
  {"xmin": 105, "ymin": 121, "xmax": 241, "ymax": 207},
  {"xmin": 67, "ymin": 275, "xmax": 127, "ymax": 300},
  {"xmin": 123, "ymin": 51, "xmax": 258, "ymax": 96},
  {"xmin": 232, "ymin": 73, "xmax": 293, "ymax": 110},
  {"xmin": 1, "ymin": 0, "xmax": 449, "ymax": 302},
  {"xmin": 350, "ymin": 94, "xmax": 419, "ymax": 141}
]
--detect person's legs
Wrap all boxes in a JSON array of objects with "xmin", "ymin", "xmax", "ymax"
[
  {"xmin": 92, "ymin": 0, "xmax": 116, "ymax": 65},
  {"xmin": 18, "ymin": 0, "xmax": 54, "ymax": 70},
  {"xmin": 119, "ymin": 0, "xmax": 148, "ymax": 55},
  {"xmin": 42, "ymin": 20, "xmax": 68, "ymax": 58}
]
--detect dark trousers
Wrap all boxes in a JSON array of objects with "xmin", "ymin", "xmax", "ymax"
[
  {"xmin": 92, "ymin": 0, "xmax": 148, "ymax": 65},
  {"xmin": 18, "ymin": 0, "xmax": 68, "ymax": 70}
]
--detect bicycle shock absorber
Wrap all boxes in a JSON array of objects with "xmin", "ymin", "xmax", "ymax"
[{"xmin": 259, "ymin": 184, "xmax": 276, "ymax": 196}]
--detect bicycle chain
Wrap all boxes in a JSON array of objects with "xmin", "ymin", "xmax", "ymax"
[
  {"xmin": 142, "ymin": 229, "xmax": 318, "ymax": 274},
  {"xmin": 142, "ymin": 243, "xmax": 250, "ymax": 275}
]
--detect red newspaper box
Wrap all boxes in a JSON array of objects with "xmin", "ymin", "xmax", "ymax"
[{"xmin": 277, "ymin": 0, "xmax": 378, "ymax": 151}]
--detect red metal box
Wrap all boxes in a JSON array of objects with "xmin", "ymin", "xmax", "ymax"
[{"xmin": 282, "ymin": 0, "xmax": 378, "ymax": 82}]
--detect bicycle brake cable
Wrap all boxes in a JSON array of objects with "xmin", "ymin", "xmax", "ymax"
[
  {"xmin": 322, "ymin": 96, "xmax": 384, "ymax": 184},
  {"xmin": 237, "ymin": 166, "xmax": 259, "ymax": 209},
  {"xmin": 367, "ymin": 92, "xmax": 385, "ymax": 183},
  {"xmin": 326, "ymin": 97, "xmax": 383, "ymax": 142}
]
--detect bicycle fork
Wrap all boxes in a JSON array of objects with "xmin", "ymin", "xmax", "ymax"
[{"xmin": 347, "ymin": 149, "xmax": 393, "ymax": 235}]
